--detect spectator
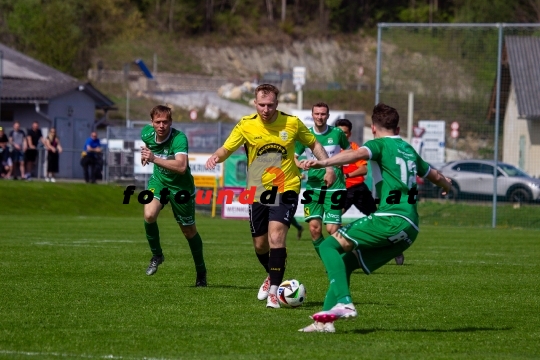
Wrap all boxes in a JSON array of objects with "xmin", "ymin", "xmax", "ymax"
[
  {"xmin": 81, "ymin": 131, "xmax": 102, "ymax": 183},
  {"xmin": 8, "ymin": 122, "xmax": 27, "ymax": 180},
  {"xmin": 0, "ymin": 127, "xmax": 13, "ymax": 179},
  {"xmin": 25, "ymin": 121, "xmax": 43, "ymax": 180},
  {"xmin": 43, "ymin": 128, "xmax": 62, "ymax": 182}
]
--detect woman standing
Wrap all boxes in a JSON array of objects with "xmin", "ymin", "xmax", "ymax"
[{"xmin": 44, "ymin": 128, "xmax": 62, "ymax": 182}]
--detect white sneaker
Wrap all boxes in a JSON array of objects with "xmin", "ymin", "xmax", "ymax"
[
  {"xmin": 312, "ymin": 303, "xmax": 357, "ymax": 323},
  {"xmin": 298, "ymin": 321, "xmax": 335, "ymax": 333},
  {"xmin": 266, "ymin": 293, "xmax": 280, "ymax": 309},
  {"xmin": 257, "ymin": 275, "xmax": 270, "ymax": 300},
  {"xmin": 45, "ymin": 177, "xmax": 50, "ymax": 182},
  {"xmin": 50, "ymin": 177, "xmax": 56, "ymax": 183}
]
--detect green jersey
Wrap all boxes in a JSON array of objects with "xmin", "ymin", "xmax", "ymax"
[
  {"xmin": 363, "ymin": 136, "xmax": 430, "ymax": 226},
  {"xmin": 295, "ymin": 125, "xmax": 350, "ymax": 190},
  {"xmin": 141, "ymin": 125, "xmax": 195, "ymax": 193}
]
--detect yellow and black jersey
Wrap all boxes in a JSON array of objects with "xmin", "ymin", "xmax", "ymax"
[{"xmin": 223, "ymin": 111, "xmax": 316, "ymax": 193}]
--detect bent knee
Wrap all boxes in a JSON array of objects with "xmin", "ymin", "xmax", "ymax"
[
  {"xmin": 181, "ymin": 226, "xmax": 197, "ymax": 239},
  {"xmin": 143, "ymin": 209, "xmax": 159, "ymax": 223}
]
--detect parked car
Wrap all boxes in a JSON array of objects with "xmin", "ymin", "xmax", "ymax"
[{"xmin": 437, "ymin": 160, "xmax": 540, "ymax": 203}]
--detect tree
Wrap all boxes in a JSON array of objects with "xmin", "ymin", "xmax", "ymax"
[
  {"xmin": 266, "ymin": 0, "xmax": 274, "ymax": 21},
  {"xmin": 8, "ymin": 0, "xmax": 82, "ymax": 74}
]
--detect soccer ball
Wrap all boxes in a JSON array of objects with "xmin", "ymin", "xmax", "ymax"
[{"xmin": 277, "ymin": 279, "xmax": 306, "ymax": 308}]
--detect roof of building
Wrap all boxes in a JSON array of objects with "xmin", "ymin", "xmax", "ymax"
[
  {"xmin": 505, "ymin": 36, "xmax": 540, "ymax": 119},
  {"xmin": 0, "ymin": 42, "xmax": 115, "ymax": 109}
]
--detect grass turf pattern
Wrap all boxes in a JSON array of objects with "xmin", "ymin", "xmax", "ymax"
[{"xmin": 1, "ymin": 182, "xmax": 539, "ymax": 359}]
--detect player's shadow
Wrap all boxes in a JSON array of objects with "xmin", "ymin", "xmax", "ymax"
[
  {"xmin": 302, "ymin": 301, "xmax": 395, "ymax": 310},
  {"xmin": 344, "ymin": 326, "xmax": 512, "ymax": 335},
  {"xmin": 207, "ymin": 284, "xmax": 258, "ymax": 290},
  {"xmin": 301, "ymin": 301, "xmax": 325, "ymax": 309}
]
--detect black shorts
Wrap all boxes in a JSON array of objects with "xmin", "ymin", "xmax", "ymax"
[
  {"xmin": 343, "ymin": 183, "xmax": 377, "ymax": 215},
  {"xmin": 25, "ymin": 149, "xmax": 38, "ymax": 162},
  {"xmin": 249, "ymin": 192, "xmax": 299, "ymax": 237}
]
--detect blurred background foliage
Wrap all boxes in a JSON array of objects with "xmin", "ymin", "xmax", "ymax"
[{"xmin": 1, "ymin": 0, "xmax": 539, "ymax": 77}]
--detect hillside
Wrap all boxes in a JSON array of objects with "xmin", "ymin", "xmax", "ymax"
[{"xmin": 91, "ymin": 33, "xmax": 380, "ymax": 122}]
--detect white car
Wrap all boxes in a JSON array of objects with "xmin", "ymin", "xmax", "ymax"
[{"xmin": 438, "ymin": 160, "xmax": 540, "ymax": 203}]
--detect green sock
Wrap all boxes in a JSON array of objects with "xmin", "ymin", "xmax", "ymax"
[
  {"xmin": 322, "ymin": 288, "xmax": 338, "ymax": 311},
  {"xmin": 187, "ymin": 232, "xmax": 206, "ymax": 274},
  {"xmin": 312, "ymin": 236, "xmax": 325, "ymax": 258},
  {"xmin": 322, "ymin": 251, "xmax": 360, "ymax": 310},
  {"xmin": 144, "ymin": 221, "xmax": 162, "ymax": 256},
  {"xmin": 319, "ymin": 236, "xmax": 352, "ymax": 304},
  {"xmin": 342, "ymin": 251, "xmax": 362, "ymax": 287}
]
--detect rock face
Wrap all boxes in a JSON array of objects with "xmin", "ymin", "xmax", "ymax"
[
  {"xmin": 187, "ymin": 37, "xmax": 474, "ymax": 100},
  {"xmin": 188, "ymin": 38, "xmax": 378, "ymax": 84}
]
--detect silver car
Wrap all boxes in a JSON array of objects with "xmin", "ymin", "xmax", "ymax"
[{"xmin": 438, "ymin": 160, "xmax": 540, "ymax": 203}]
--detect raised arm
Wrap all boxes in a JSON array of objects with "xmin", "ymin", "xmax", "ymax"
[
  {"xmin": 304, "ymin": 147, "xmax": 370, "ymax": 169},
  {"xmin": 206, "ymin": 146, "xmax": 233, "ymax": 170}
]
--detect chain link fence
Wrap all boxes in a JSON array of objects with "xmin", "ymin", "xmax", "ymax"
[{"xmin": 376, "ymin": 23, "xmax": 540, "ymax": 228}]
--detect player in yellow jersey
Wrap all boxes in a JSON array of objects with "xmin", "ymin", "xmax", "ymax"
[{"xmin": 206, "ymin": 84, "xmax": 335, "ymax": 309}]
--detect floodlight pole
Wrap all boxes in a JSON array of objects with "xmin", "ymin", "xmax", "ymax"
[
  {"xmin": 126, "ymin": 90, "xmax": 130, "ymax": 128},
  {"xmin": 407, "ymin": 92, "xmax": 414, "ymax": 143},
  {"xmin": 0, "ymin": 51, "xmax": 3, "ymax": 122},
  {"xmin": 375, "ymin": 25, "xmax": 382, "ymax": 105},
  {"xmin": 492, "ymin": 24, "xmax": 503, "ymax": 229}
]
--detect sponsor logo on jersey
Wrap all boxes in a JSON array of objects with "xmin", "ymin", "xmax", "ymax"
[
  {"xmin": 279, "ymin": 131, "xmax": 288, "ymax": 141},
  {"xmin": 328, "ymin": 138, "xmax": 334, "ymax": 144},
  {"xmin": 256, "ymin": 143, "xmax": 288, "ymax": 159}
]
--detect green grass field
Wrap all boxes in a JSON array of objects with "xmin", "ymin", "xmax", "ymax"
[{"xmin": 1, "ymin": 182, "xmax": 539, "ymax": 359}]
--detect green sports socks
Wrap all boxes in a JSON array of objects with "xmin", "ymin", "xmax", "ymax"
[
  {"xmin": 187, "ymin": 232, "xmax": 206, "ymax": 274},
  {"xmin": 144, "ymin": 221, "xmax": 162, "ymax": 256},
  {"xmin": 342, "ymin": 251, "xmax": 362, "ymax": 287},
  {"xmin": 312, "ymin": 236, "xmax": 325, "ymax": 258},
  {"xmin": 322, "ymin": 251, "xmax": 361, "ymax": 310},
  {"xmin": 319, "ymin": 236, "xmax": 352, "ymax": 304}
]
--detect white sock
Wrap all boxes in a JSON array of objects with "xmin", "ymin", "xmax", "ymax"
[{"xmin": 269, "ymin": 285, "xmax": 278, "ymax": 295}]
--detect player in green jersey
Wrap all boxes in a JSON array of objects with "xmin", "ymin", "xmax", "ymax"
[
  {"xmin": 295, "ymin": 102, "xmax": 350, "ymax": 257},
  {"xmin": 299, "ymin": 103, "xmax": 452, "ymax": 333},
  {"xmin": 139, "ymin": 105, "xmax": 207, "ymax": 286}
]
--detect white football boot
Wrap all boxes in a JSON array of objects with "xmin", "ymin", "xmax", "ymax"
[
  {"xmin": 257, "ymin": 275, "xmax": 270, "ymax": 300},
  {"xmin": 312, "ymin": 303, "xmax": 357, "ymax": 323}
]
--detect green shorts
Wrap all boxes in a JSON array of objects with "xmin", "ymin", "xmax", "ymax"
[
  {"xmin": 338, "ymin": 214, "xmax": 419, "ymax": 274},
  {"xmin": 303, "ymin": 188, "xmax": 346, "ymax": 225},
  {"xmin": 147, "ymin": 179, "xmax": 196, "ymax": 226}
]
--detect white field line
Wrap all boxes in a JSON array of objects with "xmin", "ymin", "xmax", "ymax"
[
  {"xmin": 32, "ymin": 239, "xmax": 137, "ymax": 248},
  {"xmin": 32, "ymin": 242, "xmax": 121, "ymax": 248},
  {"xmin": 0, "ymin": 349, "xmax": 174, "ymax": 360}
]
